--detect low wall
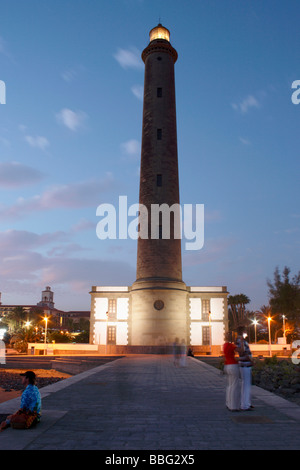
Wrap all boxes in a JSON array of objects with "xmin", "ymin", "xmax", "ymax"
[
  {"xmin": 96, "ymin": 344, "xmax": 224, "ymax": 355},
  {"xmin": 28, "ymin": 343, "xmax": 223, "ymax": 356},
  {"xmin": 27, "ymin": 343, "xmax": 98, "ymax": 355},
  {"xmin": 248, "ymin": 344, "xmax": 291, "ymax": 356},
  {"xmin": 189, "ymin": 345, "xmax": 222, "ymax": 356},
  {"xmin": 27, "ymin": 342, "xmax": 290, "ymax": 357}
]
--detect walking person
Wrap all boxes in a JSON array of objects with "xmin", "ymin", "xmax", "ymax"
[
  {"xmin": 223, "ymin": 332, "xmax": 240, "ymax": 411},
  {"xmin": 173, "ymin": 337, "xmax": 181, "ymax": 366},
  {"xmin": 179, "ymin": 339, "xmax": 187, "ymax": 367},
  {"xmin": 236, "ymin": 327, "xmax": 253, "ymax": 411}
]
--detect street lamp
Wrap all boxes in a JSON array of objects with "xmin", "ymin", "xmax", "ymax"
[
  {"xmin": 282, "ymin": 315, "xmax": 286, "ymax": 339},
  {"xmin": 252, "ymin": 319, "xmax": 258, "ymax": 344},
  {"xmin": 209, "ymin": 311, "xmax": 212, "ymax": 355},
  {"xmin": 267, "ymin": 316, "xmax": 272, "ymax": 357},
  {"xmin": 44, "ymin": 316, "xmax": 48, "ymax": 355},
  {"xmin": 106, "ymin": 311, "xmax": 108, "ymax": 356}
]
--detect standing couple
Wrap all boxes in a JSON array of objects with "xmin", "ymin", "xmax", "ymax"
[{"xmin": 223, "ymin": 327, "xmax": 253, "ymax": 411}]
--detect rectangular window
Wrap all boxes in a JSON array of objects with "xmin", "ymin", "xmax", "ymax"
[
  {"xmin": 202, "ymin": 299, "xmax": 210, "ymax": 321},
  {"xmin": 157, "ymin": 87, "xmax": 162, "ymax": 98},
  {"xmin": 157, "ymin": 174, "xmax": 162, "ymax": 187},
  {"xmin": 202, "ymin": 326, "xmax": 210, "ymax": 346},
  {"xmin": 157, "ymin": 128, "xmax": 162, "ymax": 140},
  {"xmin": 107, "ymin": 299, "xmax": 117, "ymax": 321},
  {"xmin": 107, "ymin": 326, "xmax": 116, "ymax": 345},
  {"xmin": 108, "ymin": 299, "xmax": 116, "ymax": 313}
]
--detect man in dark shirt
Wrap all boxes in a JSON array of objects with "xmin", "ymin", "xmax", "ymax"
[{"xmin": 236, "ymin": 327, "xmax": 253, "ymax": 410}]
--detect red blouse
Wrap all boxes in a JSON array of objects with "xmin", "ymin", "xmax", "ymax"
[{"xmin": 223, "ymin": 342, "xmax": 238, "ymax": 365}]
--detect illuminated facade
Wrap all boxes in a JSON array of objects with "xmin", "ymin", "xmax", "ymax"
[{"xmin": 90, "ymin": 24, "xmax": 228, "ymax": 353}]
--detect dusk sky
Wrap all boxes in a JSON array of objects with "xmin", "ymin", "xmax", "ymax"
[{"xmin": 0, "ymin": 0, "xmax": 299, "ymax": 312}]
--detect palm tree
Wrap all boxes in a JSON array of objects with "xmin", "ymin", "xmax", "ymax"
[
  {"xmin": 3, "ymin": 306, "xmax": 27, "ymax": 332},
  {"xmin": 228, "ymin": 294, "xmax": 251, "ymax": 330},
  {"xmin": 10, "ymin": 326, "xmax": 39, "ymax": 353}
]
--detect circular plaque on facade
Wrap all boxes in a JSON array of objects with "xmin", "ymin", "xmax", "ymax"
[{"xmin": 154, "ymin": 300, "xmax": 164, "ymax": 311}]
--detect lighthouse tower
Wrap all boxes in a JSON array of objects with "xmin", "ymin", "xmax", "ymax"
[
  {"xmin": 89, "ymin": 24, "xmax": 228, "ymax": 354},
  {"xmin": 130, "ymin": 24, "xmax": 188, "ymax": 346}
]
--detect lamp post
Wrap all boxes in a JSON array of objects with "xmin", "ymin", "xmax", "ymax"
[
  {"xmin": 282, "ymin": 315, "xmax": 286, "ymax": 339},
  {"xmin": 253, "ymin": 319, "xmax": 258, "ymax": 344},
  {"xmin": 106, "ymin": 311, "xmax": 108, "ymax": 356},
  {"xmin": 267, "ymin": 316, "xmax": 272, "ymax": 357},
  {"xmin": 44, "ymin": 316, "xmax": 48, "ymax": 355},
  {"xmin": 209, "ymin": 311, "xmax": 212, "ymax": 355}
]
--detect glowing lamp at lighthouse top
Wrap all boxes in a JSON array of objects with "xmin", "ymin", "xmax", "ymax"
[{"xmin": 149, "ymin": 23, "xmax": 170, "ymax": 42}]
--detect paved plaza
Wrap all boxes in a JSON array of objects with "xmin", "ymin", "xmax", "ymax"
[{"xmin": 0, "ymin": 355, "xmax": 300, "ymax": 451}]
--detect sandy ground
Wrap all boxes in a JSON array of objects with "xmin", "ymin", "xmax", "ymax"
[
  {"xmin": 0, "ymin": 369, "xmax": 71, "ymax": 404},
  {"xmin": 0, "ymin": 389, "xmax": 22, "ymax": 403}
]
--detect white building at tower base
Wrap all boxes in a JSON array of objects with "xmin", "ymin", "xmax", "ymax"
[{"xmin": 89, "ymin": 284, "xmax": 228, "ymax": 355}]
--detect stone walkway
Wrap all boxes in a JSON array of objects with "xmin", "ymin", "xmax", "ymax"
[{"xmin": 0, "ymin": 355, "xmax": 299, "ymax": 450}]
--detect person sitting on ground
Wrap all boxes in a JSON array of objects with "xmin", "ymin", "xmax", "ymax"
[{"xmin": 0, "ymin": 370, "xmax": 41, "ymax": 431}]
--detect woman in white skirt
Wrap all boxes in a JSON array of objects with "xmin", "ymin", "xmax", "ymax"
[{"xmin": 223, "ymin": 332, "xmax": 240, "ymax": 411}]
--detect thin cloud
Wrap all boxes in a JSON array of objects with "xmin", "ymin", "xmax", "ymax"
[
  {"xmin": 239, "ymin": 137, "xmax": 251, "ymax": 145},
  {"xmin": 231, "ymin": 95, "xmax": 260, "ymax": 114},
  {"xmin": 0, "ymin": 161, "xmax": 44, "ymax": 187},
  {"xmin": 71, "ymin": 218, "xmax": 95, "ymax": 233},
  {"xmin": 1, "ymin": 251, "xmax": 45, "ymax": 281},
  {"xmin": 56, "ymin": 108, "xmax": 88, "ymax": 131},
  {"xmin": 131, "ymin": 84, "xmax": 143, "ymax": 100},
  {"xmin": 62, "ymin": 70, "xmax": 77, "ymax": 82},
  {"xmin": 47, "ymin": 243, "xmax": 87, "ymax": 257},
  {"xmin": 183, "ymin": 237, "xmax": 236, "ymax": 267},
  {"xmin": 25, "ymin": 135, "xmax": 50, "ymax": 150},
  {"xmin": 61, "ymin": 65, "xmax": 86, "ymax": 83},
  {"xmin": 0, "ymin": 229, "xmax": 68, "ymax": 253},
  {"xmin": 19, "ymin": 125, "xmax": 49, "ymax": 151},
  {"xmin": 40, "ymin": 257, "xmax": 135, "ymax": 290},
  {"xmin": 114, "ymin": 47, "xmax": 143, "ymax": 69},
  {"xmin": 0, "ymin": 136, "xmax": 11, "ymax": 147},
  {"xmin": 0, "ymin": 249, "xmax": 135, "ymax": 297},
  {"xmin": 121, "ymin": 139, "xmax": 140, "ymax": 157},
  {"xmin": 0, "ymin": 173, "xmax": 115, "ymax": 219},
  {"xmin": 0, "ymin": 36, "xmax": 6, "ymax": 55},
  {"xmin": 0, "ymin": 35, "xmax": 15, "ymax": 62}
]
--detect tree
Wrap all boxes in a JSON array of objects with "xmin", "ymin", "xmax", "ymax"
[
  {"xmin": 10, "ymin": 326, "xmax": 40, "ymax": 353},
  {"xmin": 3, "ymin": 306, "xmax": 27, "ymax": 332},
  {"xmin": 267, "ymin": 266, "xmax": 300, "ymax": 321},
  {"xmin": 228, "ymin": 294, "xmax": 251, "ymax": 330},
  {"xmin": 254, "ymin": 305, "xmax": 272, "ymax": 342},
  {"xmin": 48, "ymin": 331, "xmax": 72, "ymax": 343},
  {"xmin": 2, "ymin": 306, "xmax": 44, "ymax": 334},
  {"xmin": 75, "ymin": 330, "xmax": 90, "ymax": 343}
]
